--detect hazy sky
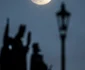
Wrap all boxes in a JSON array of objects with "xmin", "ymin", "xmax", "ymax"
[{"xmin": 0, "ymin": 0, "xmax": 85, "ymax": 70}]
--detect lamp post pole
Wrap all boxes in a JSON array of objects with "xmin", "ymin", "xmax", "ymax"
[{"xmin": 56, "ymin": 2, "xmax": 71, "ymax": 70}]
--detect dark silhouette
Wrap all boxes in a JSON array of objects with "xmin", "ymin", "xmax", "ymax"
[
  {"xmin": 30, "ymin": 43, "xmax": 48, "ymax": 70},
  {"xmin": 56, "ymin": 2, "xmax": 71, "ymax": 70},
  {"xmin": 0, "ymin": 18, "xmax": 51, "ymax": 70},
  {"xmin": 0, "ymin": 19, "xmax": 12, "ymax": 70},
  {"xmin": 1, "ymin": 18, "xmax": 31, "ymax": 70}
]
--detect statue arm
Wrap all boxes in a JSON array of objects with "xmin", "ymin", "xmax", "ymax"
[{"xmin": 25, "ymin": 31, "xmax": 31, "ymax": 52}]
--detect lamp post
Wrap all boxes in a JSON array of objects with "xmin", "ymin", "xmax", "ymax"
[{"xmin": 56, "ymin": 2, "xmax": 71, "ymax": 70}]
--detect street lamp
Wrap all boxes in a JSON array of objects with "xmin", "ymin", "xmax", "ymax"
[{"xmin": 56, "ymin": 2, "xmax": 71, "ymax": 70}]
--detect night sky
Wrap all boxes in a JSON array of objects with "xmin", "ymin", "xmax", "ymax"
[{"xmin": 0, "ymin": 0, "xmax": 85, "ymax": 70}]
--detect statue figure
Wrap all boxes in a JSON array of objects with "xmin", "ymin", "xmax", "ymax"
[{"xmin": 1, "ymin": 18, "xmax": 31, "ymax": 70}]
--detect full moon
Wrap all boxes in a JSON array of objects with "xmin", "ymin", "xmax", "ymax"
[{"xmin": 31, "ymin": 0, "xmax": 51, "ymax": 5}]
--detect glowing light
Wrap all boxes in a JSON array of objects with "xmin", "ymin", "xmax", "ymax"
[
  {"xmin": 9, "ymin": 45, "xmax": 12, "ymax": 50},
  {"xmin": 31, "ymin": 0, "xmax": 51, "ymax": 5}
]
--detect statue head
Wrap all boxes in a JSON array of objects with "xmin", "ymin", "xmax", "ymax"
[
  {"xmin": 32, "ymin": 43, "xmax": 41, "ymax": 53},
  {"xmin": 16, "ymin": 24, "xmax": 26, "ymax": 39}
]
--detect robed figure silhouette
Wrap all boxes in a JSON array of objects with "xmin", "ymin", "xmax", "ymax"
[
  {"xmin": 1, "ymin": 18, "xmax": 31, "ymax": 70},
  {"xmin": 30, "ymin": 43, "xmax": 48, "ymax": 70},
  {"xmin": 1, "ymin": 19, "xmax": 13, "ymax": 70}
]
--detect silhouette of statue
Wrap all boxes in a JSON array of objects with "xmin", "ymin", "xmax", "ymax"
[
  {"xmin": 30, "ymin": 43, "xmax": 48, "ymax": 70},
  {"xmin": 1, "ymin": 18, "xmax": 31, "ymax": 70},
  {"xmin": 1, "ymin": 19, "xmax": 13, "ymax": 70},
  {"xmin": 11, "ymin": 25, "xmax": 31, "ymax": 70}
]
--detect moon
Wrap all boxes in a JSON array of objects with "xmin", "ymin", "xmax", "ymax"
[{"xmin": 31, "ymin": 0, "xmax": 51, "ymax": 5}]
